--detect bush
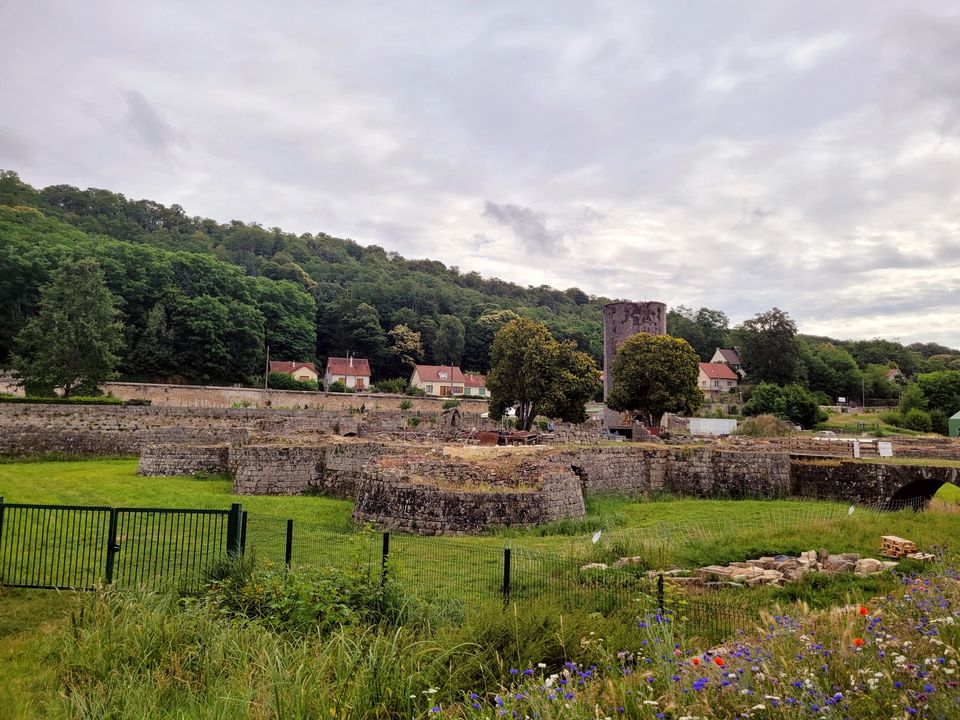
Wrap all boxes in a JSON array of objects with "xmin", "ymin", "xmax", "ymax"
[
  {"xmin": 442, "ymin": 398, "xmax": 461, "ymax": 410},
  {"xmin": 399, "ymin": 398, "xmax": 413, "ymax": 410},
  {"xmin": 734, "ymin": 414, "xmax": 795, "ymax": 437},
  {"xmin": 267, "ymin": 371, "xmax": 319, "ymax": 392},
  {"xmin": 902, "ymin": 407, "xmax": 933, "ymax": 432},
  {"xmin": 878, "ymin": 410, "xmax": 904, "ymax": 427},
  {"xmin": 327, "ymin": 380, "xmax": 355, "ymax": 394},
  {"xmin": 372, "ymin": 378, "xmax": 408, "ymax": 394},
  {"xmin": 407, "ymin": 415, "xmax": 421, "ymax": 428},
  {"xmin": 405, "ymin": 385, "xmax": 426, "ymax": 396},
  {"xmin": 0, "ymin": 395, "xmax": 125, "ymax": 405},
  {"xmin": 124, "ymin": 398, "xmax": 152, "ymax": 406},
  {"xmin": 743, "ymin": 382, "xmax": 827, "ymax": 428}
]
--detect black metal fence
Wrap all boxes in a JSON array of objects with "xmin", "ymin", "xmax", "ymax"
[
  {"xmin": 0, "ymin": 497, "xmax": 241, "ymax": 592},
  {"xmin": 1, "ymin": 499, "xmax": 758, "ymax": 642}
]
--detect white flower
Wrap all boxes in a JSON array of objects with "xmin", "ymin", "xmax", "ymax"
[
  {"xmin": 643, "ymin": 700, "xmax": 659, "ymax": 706},
  {"xmin": 537, "ymin": 662, "xmax": 546, "ymax": 668},
  {"xmin": 752, "ymin": 704, "xmax": 767, "ymax": 710}
]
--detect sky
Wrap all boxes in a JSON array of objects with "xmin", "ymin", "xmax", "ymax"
[{"xmin": 2, "ymin": 1, "xmax": 959, "ymax": 348}]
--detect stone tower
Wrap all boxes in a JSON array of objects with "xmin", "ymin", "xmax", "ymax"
[{"xmin": 602, "ymin": 300, "xmax": 667, "ymax": 404}]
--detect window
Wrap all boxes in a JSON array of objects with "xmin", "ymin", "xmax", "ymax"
[
  {"xmin": 356, "ymin": 378, "xmax": 365, "ymax": 389},
  {"xmin": 479, "ymin": 388, "xmax": 486, "ymax": 396},
  {"xmin": 425, "ymin": 384, "xmax": 434, "ymax": 394},
  {"xmin": 438, "ymin": 371, "xmax": 448, "ymax": 380}
]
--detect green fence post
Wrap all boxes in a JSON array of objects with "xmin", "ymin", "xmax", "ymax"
[
  {"xmin": 502, "ymin": 548, "xmax": 511, "ymax": 606},
  {"xmin": 105, "ymin": 508, "xmax": 119, "ymax": 584},
  {"xmin": 226, "ymin": 503, "xmax": 243, "ymax": 558},
  {"xmin": 239, "ymin": 511, "xmax": 248, "ymax": 555},
  {"xmin": 285, "ymin": 519, "xmax": 294, "ymax": 569},
  {"xmin": 0, "ymin": 496, "xmax": 5, "ymax": 566},
  {"xmin": 380, "ymin": 532, "xmax": 390, "ymax": 585}
]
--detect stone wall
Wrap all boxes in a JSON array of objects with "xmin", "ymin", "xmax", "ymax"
[
  {"xmin": 559, "ymin": 445, "xmax": 669, "ymax": 496},
  {"xmin": 790, "ymin": 460, "xmax": 959, "ymax": 504},
  {"xmin": 101, "ymin": 381, "xmax": 489, "ymax": 415},
  {"xmin": 352, "ymin": 455, "xmax": 585, "ymax": 534},
  {"xmin": 138, "ymin": 444, "xmax": 231, "ymax": 476}
]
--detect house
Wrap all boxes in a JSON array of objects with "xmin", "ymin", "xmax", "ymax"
[
  {"xmin": 698, "ymin": 362, "xmax": 739, "ymax": 393},
  {"xmin": 886, "ymin": 368, "xmax": 904, "ymax": 382},
  {"xmin": 710, "ymin": 347, "xmax": 742, "ymax": 373},
  {"xmin": 410, "ymin": 365, "xmax": 465, "ymax": 396},
  {"xmin": 463, "ymin": 373, "xmax": 487, "ymax": 397},
  {"xmin": 324, "ymin": 357, "xmax": 372, "ymax": 390},
  {"xmin": 269, "ymin": 361, "xmax": 318, "ymax": 383}
]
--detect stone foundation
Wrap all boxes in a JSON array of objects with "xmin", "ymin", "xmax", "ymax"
[{"xmin": 137, "ymin": 444, "xmax": 232, "ymax": 476}]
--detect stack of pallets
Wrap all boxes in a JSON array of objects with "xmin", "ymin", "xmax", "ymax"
[{"xmin": 880, "ymin": 535, "xmax": 917, "ymax": 559}]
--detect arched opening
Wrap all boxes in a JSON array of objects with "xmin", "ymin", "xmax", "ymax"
[{"xmin": 886, "ymin": 478, "xmax": 947, "ymax": 511}]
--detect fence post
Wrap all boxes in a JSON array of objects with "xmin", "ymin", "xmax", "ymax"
[
  {"xmin": 239, "ymin": 511, "xmax": 249, "ymax": 555},
  {"xmin": 105, "ymin": 508, "xmax": 119, "ymax": 584},
  {"xmin": 285, "ymin": 519, "xmax": 294, "ymax": 569},
  {"xmin": 0, "ymin": 496, "xmax": 5, "ymax": 563},
  {"xmin": 380, "ymin": 532, "xmax": 390, "ymax": 585},
  {"xmin": 226, "ymin": 503, "xmax": 243, "ymax": 558},
  {"xmin": 657, "ymin": 573, "xmax": 665, "ymax": 616},
  {"xmin": 502, "ymin": 548, "xmax": 512, "ymax": 605}
]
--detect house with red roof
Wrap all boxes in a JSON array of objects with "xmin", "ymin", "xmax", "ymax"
[
  {"xmin": 269, "ymin": 360, "xmax": 318, "ymax": 383},
  {"xmin": 710, "ymin": 347, "xmax": 742, "ymax": 372},
  {"xmin": 698, "ymin": 362, "xmax": 739, "ymax": 394},
  {"xmin": 324, "ymin": 356, "xmax": 372, "ymax": 391},
  {"xmin": 410, "ymin": 364, "xmax": 466, "ymax": 396},
  {"xmin": 463, "ymin": 373, "xmax": 487, "ymax": 398}
]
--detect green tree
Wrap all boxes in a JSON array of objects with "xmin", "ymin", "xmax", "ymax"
[
  {"xmin": 345, "ymin": 303, "xmax": 388, "ymax": 371},
  {"xmin": 434, "ymin": 314, "xmax": 465, "ymax": 365},
  {"xmin": 387, "ymin": 324, "xmax": 423, "ymax": 376},
  {"xmin": 11, "ymin": 258, "xmax": 123, "ymax": 397},
  {"xmin": 734, "ymin": 307, "xmax": 800, "ymax": 384},
  {"xmin": 916, "ymin": 370, "xmax": 960, "ymax": 434},
  {"xmin": 486, "ymin": 318, "xmax": 599, "ymax": 431},
  {"xmin": 606, "ymin": 333, "xmax": 703, "ymax": 427},
  {"xmin": 128, "ymin": 303, "xmax": 176, "ymax": 377},
  {"xmin": 666, "ymin": 305, "xmax": 730, "ymax": 360},
  {"xmin": 743, "ymin": 382, "xmax": 827, "ymax": 429}
]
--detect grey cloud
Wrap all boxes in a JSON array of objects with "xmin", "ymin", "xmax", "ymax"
[
  {"xmin": 122, "ymin": 90, "xmax": 176, "ymax": 151},
  {"xmin": 482, "ymin": 201, "xmax": 565, "ymax": 254}
]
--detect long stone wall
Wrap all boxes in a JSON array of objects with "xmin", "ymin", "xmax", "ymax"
[{"xmin": 790, "ymin": 459, "xmax": 959, "ymax": 504}]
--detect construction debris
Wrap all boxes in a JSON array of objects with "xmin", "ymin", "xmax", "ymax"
[{"xmin": 881, "ymin": 535, "xmax": 917, "ymax": 559}]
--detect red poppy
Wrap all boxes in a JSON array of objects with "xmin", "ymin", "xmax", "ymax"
[
  {"xmin": 853, "ymin": 638, "xmax": 864, "ymax": 648},
  {"xmin": 858, "ymin": 606, "xmax": 869, "ymax": 616},
  {"xmin": 714, "ymin": 657, "xmax": 725, "ymax": 666},
  {"xmin": 692, "ymin": 658, "xmax": 700, "ymax": 666}
]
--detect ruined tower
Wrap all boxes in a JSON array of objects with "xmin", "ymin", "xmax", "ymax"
[{"xmin": 602, "ymin": 301, "xmax": 667, "ymax": 423}]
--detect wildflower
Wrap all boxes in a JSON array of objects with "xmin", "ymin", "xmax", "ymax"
[
  {"xmin": 853, "ymin": 638, "xmax": 864, "ymax": 648},
  {"xmin": 858, "ymin": 605, "xmax": 869, "ymax": 616},
  {"xmin": 714, "ymin": 657, "xmax": 725, "ymax": 667},
  {"xmin": 430, "ymin": 707, "xmax": 440, "ymax": 713},
  {"xmin": 692, "ymin": 657, "xmax": 700, "ymax": 666}
]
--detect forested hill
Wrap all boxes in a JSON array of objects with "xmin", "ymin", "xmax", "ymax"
[
  {"xmin": 0, "ymin": 170, "xmax": 608, "ymax": 385},
  {"xmin": 2, "ymin": 170, "xmax": 958, "ymax": 393}
]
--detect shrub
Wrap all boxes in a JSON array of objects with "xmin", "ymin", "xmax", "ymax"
[
  {"xmin": 0, "ymin": 395, "xmax": 125, "ymax": 405},
  {"xmin": 405, "ymin": 385, "xmax": 426, "ymax": 396},
  {"xmin": 372, "ymin": 378, "xmax": 408, "ymax": 394},
  {"xmin": 442, "ymin": 399, "xmax": 461, "ymax": 410},
  {"xmin": 902, "ymin": 407, "xmax": 933, "ymax": 432},
  {"xmin": 399, "ymin": 398, "xmax": 413, "ymax": 410},
  {"xmin": 878, "ymin": 410, "xmax": 903, "ymax": 427},
  {"xmin": 327, "ymin": 380, "xmax": 355, "ymax": 393},
  {"xmin": 267, "ymin": 371, "xmax": 319, "ymax": 392},
  {"xmin": 407, "ymin": 415, "xmax": 421, "ymax": 428},
  {"xmin": 124, "ymin": 398, "xmax": 152, "ymax": 406},
  {"xmin": 734, "ymin": 414, "xmax": 795, "ymax": 437}
]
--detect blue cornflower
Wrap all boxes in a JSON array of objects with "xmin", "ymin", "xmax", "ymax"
[
  {"xmin": 430, "ymin": 707, "xmax": 440, "ymax": 713},
  {"xmin": 563, "ymin": 692, "xmax": 574, "ymax": 700}
]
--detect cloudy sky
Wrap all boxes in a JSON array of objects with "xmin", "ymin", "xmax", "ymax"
[{"xmin": 2, "ymin": 1, "xmax": 959, "ymax": 347}]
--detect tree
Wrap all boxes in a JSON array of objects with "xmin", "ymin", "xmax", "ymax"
[
  {"xmin": 128, "ymin": 302, "xmax": 176, "ymax": 376},
  {"xmin": 916, "ymin": 370, "xmax": 960, "ymax": 434},
  {"xmin": 345, "ymin": 303, "xmax": 388, "ymax": 371},
  {"xmin": 486, "ymin": 318, "xmax": 600, "ymax": 431},
  {"xmin": 666, "ymin": 305, "xmax": 730, "ymax": 361},
  {"xmin": 734, "ymin": 307, "xmax": 800, "ymax": 384},
  {"xmin": 606, "ymin": 333, "xmax": 704, "ymax": 427},
  {"xmin": 743, "ymin": 382, "xmax": 827, "ymax": 429},
  {"xmin": 387, "ymin": 324, "xmax": 423, "ymax": 376},
  {"xmin": 434, "ymin": 314, "xmax": 465, "ymax": 365},
  {"xmin": 11, "ymin": 258, "xmax": 123, "ymax": 396}
]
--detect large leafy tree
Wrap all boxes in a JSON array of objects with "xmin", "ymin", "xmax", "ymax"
[
  {"xmin": 666, "ymin": 305, "xmax": 730, "ymax": 361},
  {"xmin": 916, "ymin": 370, "xmax": 960, "ymax": 434},
  {"xmin": 734, "ymin": 307, "xmax": 800, "ymax": 384},
  {"xmin": 434, "ymin": 314, "xmax": 465, "ymax": 365},
  {"xmin": 487, "ymin": 318, "xmax": 600, "ymax": 431},
  {"xmin": 606, "ymin": 333, "xmax": 703, "ymax": 427},
  {"xmin": 386, "ymin": 324, "xmax": 423, "ymax": 378},
  {"xmin": 11, "ymin": 258, "xmax": 123, "ymax": 396}
]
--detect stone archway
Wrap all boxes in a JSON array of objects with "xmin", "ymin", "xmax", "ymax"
[{"xmin": 886, "ymin": 477, "xmax": 949, "ymax": 511}]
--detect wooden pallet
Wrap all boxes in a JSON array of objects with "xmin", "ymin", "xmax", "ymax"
[{"xmin": 880, "ymin": 535, "xmax": 917, "ymax": 559}]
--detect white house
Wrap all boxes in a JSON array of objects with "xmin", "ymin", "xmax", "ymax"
[
  {"xmin": 463, "ymin": 373, "xmax": 487, "ymax": 397},
  {"xmin": 698, "ymin": 362, "xmax": 739, "ymax": 393},
  {"xmin": 269, "ymin": 361, "xmax": 318, "ymax": 383},
  {"xmin": 324, "ymin": 357, "xmax": 372, "ymax": 390},
  {"xmin": 710, "ymin": 347, "xmax": 742, "ymax": 373},
  {"xmin": 410, "ymin": 365, "xmax": 465, "ymax": 396}
]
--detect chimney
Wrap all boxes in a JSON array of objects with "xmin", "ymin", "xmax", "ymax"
[{"xmin": 349, "ymin": 355, "xmax": 353, "ymax": 368}]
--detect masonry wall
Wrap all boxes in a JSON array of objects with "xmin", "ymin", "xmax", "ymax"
[
  {"xmin": 101, "ymin": 381, "xmax": 489, "ymax": 415},
  {"xmin": 790, "ymin": 460, "xmax": 959, "ymax": 504},
  {"xmin": 138, "ymin": 444, "xmax": 231, "ymax": 476},
  {"xmin": 352, "ymin": 462, "xmax": 585, "ymax": 535}
]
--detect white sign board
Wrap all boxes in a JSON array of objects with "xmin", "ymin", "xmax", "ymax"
[
  {"xmin": 688, "ymin": 418, "xmax": 738, "ymax": 436},
  {"xmin": 877, "ymin": 441, "xmax": 893, "ymax": 458}
]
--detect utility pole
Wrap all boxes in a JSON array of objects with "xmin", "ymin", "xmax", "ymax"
[{"xmin": 264, "ymin": 345, "xmax": 270, "ymax": 390}]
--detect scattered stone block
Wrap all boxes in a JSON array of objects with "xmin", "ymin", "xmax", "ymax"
[{"xmin": 580, "ymin": 563, "xmax": 608, "ymax": 572}]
